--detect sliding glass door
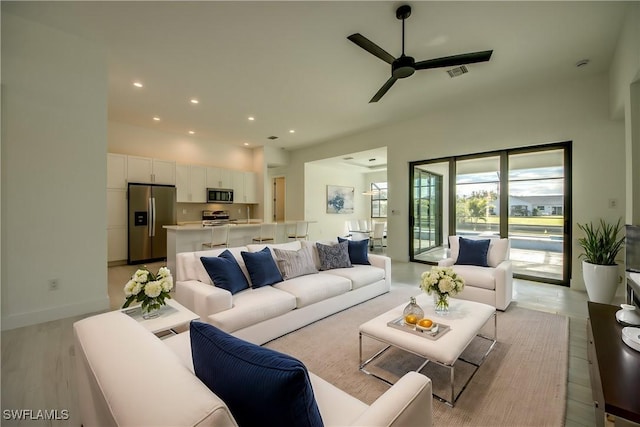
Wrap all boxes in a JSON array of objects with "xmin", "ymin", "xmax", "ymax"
[
  {"xmin": 507, "ymin": 149, "xmax": 568, "ymax": 282},
  {"xmin": 409, "ymin": 142, "xmax": 571, "ymax": 285}
]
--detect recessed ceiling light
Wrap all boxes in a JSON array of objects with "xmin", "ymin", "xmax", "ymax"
[
  {"xmin": 153, "ymin": 116, "xmax": 160, "ymax": 121},
  {"xmin": 133, "ymin": 81, "xmax": 143, "ymax": 88},
  {"xmin": 248, "ymin": 116, "xmax": 255, "ymax": 121},
  {"xmin": 243, "ymin": 142, "xmax": 250, "ymax": 146},
  {"xmin": 289, "ymin": 129, "xmax": 295, "ymax": 134},
  {"xmin": 190, "ymin": 99, "xmax": 199, "ymax": 104},
  {"xmin": 188, "ymin": 130, "xmax": 195, "ymax": 135}
]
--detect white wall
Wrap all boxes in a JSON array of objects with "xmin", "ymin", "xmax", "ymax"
[
  {"xmin": 1, "ymin": 13, "xmax": 110, "ymax": 329},
  {"xmin": 609, "ymin": 3, "xmax": 640, "ymax": 224},
  {"xmin": 108, "ymin": 121, "xmax": 255, "ymax": 170},
  {"xmin": 284, "ymin": 73, "xmax": 625, "ymax": 291},
  {"xmin": 304, "ymin": 163, "xmax": 368, "ymax": 241}
]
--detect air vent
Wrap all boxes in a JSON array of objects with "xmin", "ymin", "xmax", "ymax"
[
  {"xmin": 267, "ymin": 136, "xmax": 279, "ymax": 140},
  {"xmin": 447, "ymin": 65, "xmax": 468, "ymax": 78}
]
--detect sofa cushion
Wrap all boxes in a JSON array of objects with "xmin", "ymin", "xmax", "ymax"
[
  {"xmin": 247, "ymin": 241, "xmax": 302, "ymax": 258},
  {"xmin": 451, "ymin": 265, "xmax": 496, "ymax": 290},
  {"xmin": 200, "ymin": 250, "xmax": 250, "ymax": 294},
  {"xmin": 316, "ymin": 241, "xmax": 352, "ymax": 270},
  {"xmin": 321, "ymin": 265, "xmax": 385, "ymax": 290},
  {"xmin": 337, "ymin": 237, "xmax": 371, "ymax": 265},
  {"xmin": 274, "ymin": 273, "xmax": 351, "ymax": 308},
  {"xmin": 190, "ymin": 321, "xmax": 324, "ymax": 427},
  {"xmin": 241, "ymin": 247, "xmax": 283, "ymax": 288},
  {"xmin": 209, "ymin": 286, "xmax": 297, "ymax": 332},
  {"xmin": 487, "ymin": 238, "xmax": 509, "ymax": 267},
  {"xmin": 456, "ymin": 237, "xmax": 490, "ymax": 267},
  {"xmin": 273, "ymin": 246, "xmax": 318, "ymax": 280}
]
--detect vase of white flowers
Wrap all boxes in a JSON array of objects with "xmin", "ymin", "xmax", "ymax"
[
  {"xmin": 122, "ymin": 266, "xmax": 173, "ymax": 319},
  {"xmin": 420, "ymin": 267, "xmax": 465, "ymax": 315}
]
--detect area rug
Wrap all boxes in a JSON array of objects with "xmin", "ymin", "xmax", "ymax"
[{"xmin": 264, "ymin": 289, "xmax": 568, "ymax": 427}]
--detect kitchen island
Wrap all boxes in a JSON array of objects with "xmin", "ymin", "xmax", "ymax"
[{"xmin": 163, "ymin": 222, "xmax": 301, "ymax": 273}]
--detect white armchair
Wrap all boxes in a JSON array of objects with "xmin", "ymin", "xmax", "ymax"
[{"xmin": 438, "ymin": 235, "xmax": 513, "ymax": 311}]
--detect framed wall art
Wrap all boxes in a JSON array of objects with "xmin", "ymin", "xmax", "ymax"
[{"xmin": 326, "ymin": 185, "xmax": 354, "ymax": 214}]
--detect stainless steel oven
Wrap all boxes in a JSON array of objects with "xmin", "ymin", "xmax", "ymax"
[{"xmin": 207, "ymin": 188, "xmax": 233, "ymax": 204}]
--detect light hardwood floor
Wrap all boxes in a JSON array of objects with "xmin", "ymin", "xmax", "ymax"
[{"xmin": 2, "ymin": 260, "xmax": 622, "ymax": 426}]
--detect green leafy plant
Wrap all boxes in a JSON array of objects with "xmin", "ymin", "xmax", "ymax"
[{"xmin": 577, "ymin": 218, "xmax": 625, "ymax": 265}]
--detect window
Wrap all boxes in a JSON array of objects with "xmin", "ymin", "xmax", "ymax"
[{"xmin": 370, "ymin": 182, "xmax": 387, "ymax": 218}]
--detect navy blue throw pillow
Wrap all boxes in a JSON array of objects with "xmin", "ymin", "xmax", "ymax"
[
  {"xmin": 337, "ymin": 237, "xmax": 371, "ymax": 265},
  {"xmin": 200, "ymin": 250, "xmax": 250, "ymax": 294},
  {"xmin": 241, "ymin": 247, "xmax": 283, "ymax": 288},
  {"xmin": 190, "ymin": 321, "xmax": 324, "ymax": 427},
  {"xmin": 456, "ymin": 237, "xmax": 490, "ymax": 267}
]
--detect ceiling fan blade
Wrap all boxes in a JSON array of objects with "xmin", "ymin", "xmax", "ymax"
[
  {"xmin": 369, "ymin": 77, "xmax": 398, "ymax": 103},
  {"xmin": 348, "ymin": 33, "xmax": 395, "ymax": 65},
  {"xmin": 414, "ymin": 50, "xmax": 493, "ymax": 70}
]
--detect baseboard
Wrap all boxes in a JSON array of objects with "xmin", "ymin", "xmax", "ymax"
[{"xmin": 1, "ymin": 296, "xmax": 110, "ymax": 331}]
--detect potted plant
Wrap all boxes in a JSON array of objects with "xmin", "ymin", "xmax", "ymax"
[{"xmin": 577, "ymin": 218, "xmax": 625, "ymax": 304}]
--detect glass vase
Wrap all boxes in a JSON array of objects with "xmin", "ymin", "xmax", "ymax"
[
  {"xmin": 141, "ymin": 300, "xmax": 161, "ymax": 319},
  {"xmin": 403, "ymin": 296, "xmax": 424, "ymax": 320},
  {"xmin": 434, "ymin": 293, "xmax": 449, "ymax": 315}
]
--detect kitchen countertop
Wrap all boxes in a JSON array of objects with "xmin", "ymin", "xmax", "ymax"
[{"xmin": 164, "ymin": 221, "xmax": 264, "ymax": 230}]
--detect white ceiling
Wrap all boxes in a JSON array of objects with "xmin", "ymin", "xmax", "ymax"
[{"xmin": 4, "ymin": 1, "xmax": 628, "ymax": 155}]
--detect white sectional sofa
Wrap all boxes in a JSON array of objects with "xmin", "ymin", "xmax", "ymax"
[
  {"xmin": 175, "ymin": 240, "xmax": 391, "ymax": 344},
  {"xmin": 74, "ymin": 310, "xmax": 433, "ymax": 427}
]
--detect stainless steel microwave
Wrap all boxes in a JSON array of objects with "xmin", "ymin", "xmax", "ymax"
[{"xmin": 207, "ymin": 188, "xmax": 234, "ymax": 204}]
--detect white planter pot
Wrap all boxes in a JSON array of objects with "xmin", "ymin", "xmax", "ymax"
[{"xmin": 582, "ymin": 260, "xmax": 619, "ymax": 304}]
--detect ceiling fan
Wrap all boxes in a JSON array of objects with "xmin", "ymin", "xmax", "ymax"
[{"xmin": 347, "ymin": 5, "xmax": 493, "ymax": 103}]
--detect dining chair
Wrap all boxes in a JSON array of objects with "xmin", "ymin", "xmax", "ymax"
[
  {"xmin": 371, "ymin": 222, "xmax": 386, "ymax": 249},
  {"xmin": 202, "ymin": 224, "xmax": 230, "ymax": 249},
  {"xmin": 252, "ymin": 223, "xmax": 276, "ymax": 243}
]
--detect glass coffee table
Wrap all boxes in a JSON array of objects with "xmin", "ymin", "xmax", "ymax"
[
  {"xmin": 121, "ymin": 298, "xmax": 199, "ymax": 337},
  {"xmin": 359, "ymin": 294, "xmax": 496, "ymax": 406}
]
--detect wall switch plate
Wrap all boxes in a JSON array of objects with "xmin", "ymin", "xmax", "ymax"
[{"xmin": 182, "ymin": 209, "xmax": 187, "ymax": 214}]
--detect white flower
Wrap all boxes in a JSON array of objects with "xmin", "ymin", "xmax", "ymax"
[
  {"xmin": 419, "ymin": 266, "xmax": 465, "ymax": 297},
  {"xmin": 133, "ymin": 269, "xmax": 149, "ymax": 283},
  {"xmin": 158, "ymin": 266, "xmax": 171, "ymax": 278},
  {"xmin": 160, "ymin": 276, "xmax": 173, "ymax": 292},
  {"xmin": 123, "ymin": 279, "xmax": 142, "ymax": 296},
  {"xmin": 144, "ymin": 281, "xmax": 162, "ymax": 298}
]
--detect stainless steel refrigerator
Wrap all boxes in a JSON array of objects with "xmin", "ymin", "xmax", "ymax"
[{"xmin": 128, "ymin": 183, "xmax": 177, "ymax": 264}]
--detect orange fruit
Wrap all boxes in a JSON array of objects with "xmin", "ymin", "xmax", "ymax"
[
  {"xmin": 418, "ymin": 318, "xmax": 433, "ymax": 328},
  {"xmin": 405, "ymin": 314, "xmax": 419, "ymax": 325}
]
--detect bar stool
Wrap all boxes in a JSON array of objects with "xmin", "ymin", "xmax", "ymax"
[
  {"xmin": 202, "ymin": 224, "xmax": 230, "ymax": 249},
  {"xmin": 287, "ymin": 221, "xmax": 309, "ymax": 241},
  {"xmin": 252, "ymin": 223, "xmax": 276, "ymax": 243}
]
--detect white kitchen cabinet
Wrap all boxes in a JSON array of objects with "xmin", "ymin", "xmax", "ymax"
[
  {"xmin": 107, "ymin": 188, "xmax": 128, "ymax": 262},
  {"xmin": 176, "ymin": 164, "xmax": 207, "ymax": 203},
  {"xmin": 127, "ymin": 156, "xmax": 153, "ymax": 183},
  {"xmin": 206, "ymin": 167, "xmax": 233, "ymax": 189},
  {"xmin": 108, "ymin": 227, "xmax": 128, "ymax": 262},
  {"xmin": 107, "ymin": 189, "xmax": 127, "ymax": 227},
  {"xmin": 243, "ymin": 172, "xmax": 257, "ymax": 203},
  {"xmin": 107, "ymin": 153, "xmax": 127, "ymax": 189},
  {"xmin": 231, "ymin": 170, "xmax": 257, "ymax": 203},
  {"xmin": 232, "ymin": 170, "xmax": 245, "ymax": 203},
  {"xmin": 152, "ymin": 159, "xmax": 176, "ymax": 185},
  {"xmin": 220, "ymin": 169, "xmax": 233, "ymax": 188},
  {"xmin": 126, "ymin": 155, "xmax": 176, "ymax": 184}
]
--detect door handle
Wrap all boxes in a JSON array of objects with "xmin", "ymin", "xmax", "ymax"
[
  {"xmin": 151, "ymin": 197, "xmax": 156, "ymax": 237},
  {"xmin": 148, "ymin": 198, "xmax": 153, "ymax": 237}
]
